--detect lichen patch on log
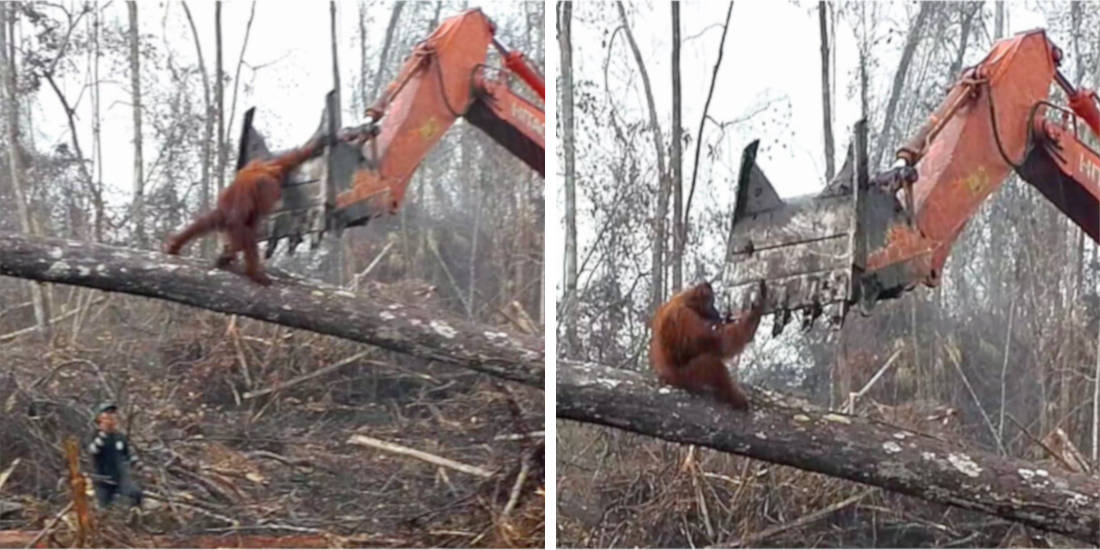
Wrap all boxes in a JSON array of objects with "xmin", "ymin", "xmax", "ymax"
[
  {"xmin": 0, "ymin": 232, "xmax": 543, "ymax": 388},
  {"xmin": 558, "ymin": 359, "xmax": 1100, "ymax": 542}
]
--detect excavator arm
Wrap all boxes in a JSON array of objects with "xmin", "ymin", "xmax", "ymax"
[
  {"xmin": 236, "ymin": 8, "xmax": 544, "ymax": 256},
  {"xmin": 725, "ymin": 29, "xmax": 1100, "ymax": 333}
]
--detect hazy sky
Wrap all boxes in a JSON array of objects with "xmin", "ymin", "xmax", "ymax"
[
  {"xmin": 24, "ymin": 0, "xmax": 539, "ymax": 208},
  {"xmin": 30, "ymin": 0, "xmax": 353, "ymax": 203},
  {"xmin": 563, "ymin": 0, "xmax": 1049, "ymax": 201}
]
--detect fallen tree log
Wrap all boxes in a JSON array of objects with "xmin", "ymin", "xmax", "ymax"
[
  {"xmin": 557, "ymin": 360, "xmax": 1100, "ymax": 543},
  {"xmin": 0, "ymin": 233, "xmax": 542, "ymax": 388}
]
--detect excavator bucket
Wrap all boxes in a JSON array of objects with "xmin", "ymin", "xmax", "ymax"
[
  {"xmin": 723, "ymin": 120, "xmax": 900, "ymax": 333},
  {"xmin": 236, "ymin": 91, "xmax": 363, "ymax": 258},
  {"xmin": 723, "ymin": 30, "xmax": 1100, "ymax": 334}
]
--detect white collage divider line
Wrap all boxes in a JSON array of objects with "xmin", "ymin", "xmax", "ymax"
[{"xmin": 542, "ymin": 0, "xmax": 560, "ymax": 548}]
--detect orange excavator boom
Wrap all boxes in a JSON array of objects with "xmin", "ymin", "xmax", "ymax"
[
  {"xmin": 235, "ymin": 8, "xmax": 544, "ymax": 256},
  {"xmin": 724, "ymin": 29, "xmax": 1100, "ymax": 332}
]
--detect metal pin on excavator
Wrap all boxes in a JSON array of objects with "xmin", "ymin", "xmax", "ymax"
[
  {"xmin": 234, "ymin": 8, "xmax": 544, "ymax": 257},
  {"xmin": 725, "ymin": 29, "xmax": 1100, "ymax": 334}
]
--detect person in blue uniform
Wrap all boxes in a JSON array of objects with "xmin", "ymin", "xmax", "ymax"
[{"xmin": 86, "ymin": 402, "xmax": 143, "ymax": 509}]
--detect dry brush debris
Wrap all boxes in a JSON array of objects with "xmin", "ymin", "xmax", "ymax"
[{"xmin": 558, "ymin": 359, "xmax": 1100, "ymax": 543}]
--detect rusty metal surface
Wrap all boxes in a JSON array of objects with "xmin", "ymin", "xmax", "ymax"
[
  {"xmin": 909, "ymin": 30, "xmax": 1057, "ymax": 272},
  {"xmin": 723, "ymin": 125, "xmax": 868, "ymax": 331},
  {"xmin": 342, "ymin": 8, "xmax": 544, "ymax": 215},
  {"xmin": 340, "ymin": 8, "xmax": 498, "ymax": 213},
  {"xmin": 237, "ymin": 92, "xmax": 360, "ymax": 257},
  {"xmin": 232, "ymin": 9, "xmax": 544, "ymax": 258},
  {"xmin": 722, "ymin": 30, "xmax": 1100, "ymax": 331}
]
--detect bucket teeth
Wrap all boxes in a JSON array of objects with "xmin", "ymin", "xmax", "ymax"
[
  {"xmin": 238, "ymin": 90, "xmax": 359, "ymax": 259},
  {"xmin": 286, "ymin": 233, "xmax": 303, "ymax": 256},
  {"xmin": 723, "ymin": 121, "xmax": 871, "ymax": 332}
]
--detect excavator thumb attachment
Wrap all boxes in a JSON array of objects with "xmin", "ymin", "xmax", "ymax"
[
  {"xmin": 236, "ymin": 91, "xmax": 364, "ymax": 258},
  {"xmin": 723, "ymin": 121, "xmax": 898, "ymax": 333}
]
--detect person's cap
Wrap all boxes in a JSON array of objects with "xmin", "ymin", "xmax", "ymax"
[{"xmin": 93, "ymin": 401, "xmax": 118, "ymax": 417}]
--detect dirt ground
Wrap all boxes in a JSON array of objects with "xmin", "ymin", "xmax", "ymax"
[{"xmin": 0, "ymin": 291, "xmax": 544, "ymax": 548}]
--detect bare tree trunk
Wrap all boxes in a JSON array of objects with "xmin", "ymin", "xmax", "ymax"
[
  {"xmin": 127, "ymin": 1, "xmax": 146, "ymax": 247},
  {"xmin": 37, "ymin": 11, "xmax": 95, "ymax": 241},
  {"xmin": 429, "ymin": 1, "xmax": 442, "ymax": 30},
  {"xmin": 358, "ymin": 1, "xmax": 368, "ymax": 112},
  {"xmin": 615, "ymin": 1, "xmax": 668, "ymax": 310},
  {"xmin": 872, "ymin": 2, "xmax": 932, "ymax": 168},
  {"xmin": 468, "ymin": 191, "xmax": 481, "ymax": 319},
  {"xmin": 371, "ymin": 2, "xmax": 405, "ymax": 102},
  {"xmin": 560, "ymin": 1, "xmax": 577, "ymax": 355},
  {"xmin": 216, "ymin": 0, "xmax": 225, "ymax": 191},
  {"xmin": 330, "ymin": 0, "xmax": 345, "ymax": 284},
  {"xmin": 1, "ymin": 4, "xmax": 50, "ymax": 339},
  {"xmin": 225, "ymin": 0, "xmax": 257, "ymax": 144},
  {"xmin": 1000, "ymin": 294, "xmax": 1015, "ymax": 453},
  {"xmin": 948, "ymin": 2, "xmax": 979, "ymax": 79},
  {"xmin": 670, "ymin": 2, "xmax": 683, "ymax": 290},
  {"xmin": 994, "ymin": 1, "xmax": 1004, "ymax": 40},
  {"xmin": 818, "ymin": 1, "xmax": 834, "ymax": 181},
  {"xmin": 1090, "ymin": 0, "xmax": 1100, "ymax": 466},
  {"xmin": 91, "ymin": 6, "xmax": 104, "ymax": 242},
  {"xmin": 858, "ymin": 5, "xmax": 869, "ymax": 119},
  {"xmin": 1066, "ymin": 0, "xmax": 1085, "ymax": 433},
  {"xmin": 41, "ymin": 75, "xmax": 95, "ymax": 223},
  {"xmin": 684, "ymin": 2, "xmax": 733, "ymax": 254},
  {"xmin": 182, "ymin": 1, "xmax": 212, "ymax": 256}
]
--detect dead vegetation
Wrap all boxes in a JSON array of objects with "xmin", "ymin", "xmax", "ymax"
[
  {"xmin": 0, "ymin": 283, "xmax": 543, "ymax": 548},
  {"xmin": 557, "ymin": 398, "xmax": 1075, "ymax": 548}
]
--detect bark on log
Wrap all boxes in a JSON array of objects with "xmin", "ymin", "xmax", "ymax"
[
  {"xmin": 0, "ymin": 233, "xmax": 542, "ymax": 388},
  {"xmin": 557, "ymin": 360, "xmax": 1100, "ymax": 543}
]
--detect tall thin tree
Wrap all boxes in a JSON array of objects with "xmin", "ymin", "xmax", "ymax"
[
  {"xmin": 616, "ymin": 1, "xmax": 668, "ymax": 310},
  {"xmin": 215, "ymin": 0, "xmax": 225, "ymax": 191},
  {"xmin": 671, "ymin": 2, "xmax": 683, "ymax": 290},
  {"xmin": 994, "ymin": 2, "xmax": 1004, "ymax": 40},
  {"xmin": 560, "ymin": 1, "xmax": 578, "ymax": 353},
  {"xmin": 330, "ymin": 0, "xmax": 346, "ymax": 284},
  {"xmin": 1, "ymin": 3, "xmax": 50, "ymax": 338},
  {"xmin": 182, "ymin": 1, "xmax": 212, "ymax": 256},
  {"xmin": 872, "ymin": 2, "xmax": 932, "ymax": 169},
  {"xmin": 358, "ymin": 1, "xmax": 368, "ymax": 112},
  {"xmin": 127, "ymin": 1, "xmax": 146, "ymax": 247},
  {"xmin": 685, "ymin": 2, "xmax": 734, "ymax": 252},
  {"xmin": 91, "ymin": 6, "xmax": 104, "ymax": 242},
  {"xmin": 948, "ymin": 2, "xmax": 979, "ymax": 79},
  {"xmin": 371, "ymin": 2, "xmax": 405, "ymax": 103},
  {"xmin": 818, "ymin": 1, "xmax": 835, "ymax": 181}
]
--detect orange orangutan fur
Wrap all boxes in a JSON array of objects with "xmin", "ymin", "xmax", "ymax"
[
  {"xmin": 164, "ymin": 138, "xmax": 324, "ymax": 285},
  {"xmin": 649, "ymin": 282, "xmax": 765, "ymax": 410}
]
